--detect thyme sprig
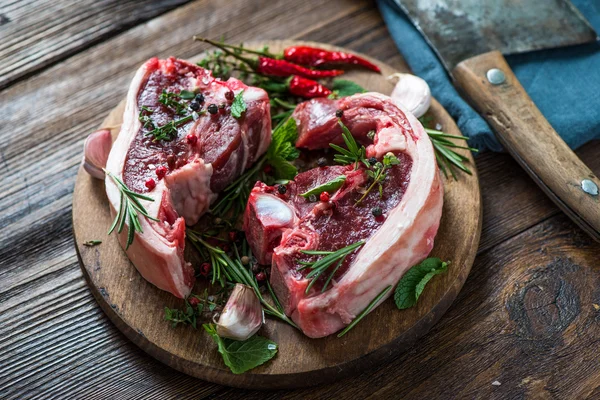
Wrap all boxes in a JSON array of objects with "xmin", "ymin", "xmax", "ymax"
[
  {"xmin": 299, "ymin": 241, "xmax": 365, "ymax": 294},
  {"xmin": 104, "ymin": 170, "xmax": 159, "ymax": 249},
  {"xmin": 187, "ymin": 231, "xmax": 298, "ymax": 328},
  {"xmin": 355, "ymin": 153, "xmax": 400, "ymax": 205}
]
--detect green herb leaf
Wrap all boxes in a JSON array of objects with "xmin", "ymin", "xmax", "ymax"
[
  {"xmin": 394, "ymin": 258, "xmax": 448, "ymax": 310},
  {"xmin": 179, "ymin": 90, "xmax": 196, "ymax": 100},
  {"xmin": 330, "ymin": 120, "xmax": 368, "ymax": 168},
  {"xmin": 231, "ymin": 90, "xmax": 247, "ymax": 118},
  {"xmin": 331, "ymin": 79, "xmax": 367, "ymax": 97},
  {"xmin": 203, "ymin": 323, "xmax": 278, "ymax": 374},
  {"xmin": 266, "ymin": 117, "xmax": 299, "ymax": 180},
  {"xmin": 300, "ymin": 175, "xmax": 346, "ymax": 198}
]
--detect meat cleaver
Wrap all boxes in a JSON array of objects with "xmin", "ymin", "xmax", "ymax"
[{"xmin": 395, "ymin": 0, "xmax": 600, "ymax": 241}]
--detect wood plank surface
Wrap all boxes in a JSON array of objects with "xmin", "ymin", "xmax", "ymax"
[
  {"xmin": 0, "ymin": 0, "xmax": 192, "ymax": 90},
  {"xmin": 1, "ymin": 0, "xmax": 600, "ymax": 398}
]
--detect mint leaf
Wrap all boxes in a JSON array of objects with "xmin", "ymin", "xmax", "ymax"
[
  {"xmin": 332, "ymin": 79, "xmax": 367, "ymax": 97},
  {"xmin": 179, "ymin": 90, "xmax": 196, "ymax": 100},
  {"xmin": 266, "ymin": 117, "xmax": 299, "ymax": 180},
  {"xmin": 394, "ymin": 258, "xmax": 448, "ymax": 310},
  {"xmin": 203, "ymin": 324, "xmax": 278, "ymax": 374},
  {"xmin": 231, "ymin": 90, "xmax": 247, "ymax": 118},
  {"xmin": 300, "ymin": 175, "xmax": 346, "ymax": 198}
]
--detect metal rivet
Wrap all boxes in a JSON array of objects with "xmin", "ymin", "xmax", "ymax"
[
  {"xmin": 581, "ymin": 179, "xmax": 599, "ymax": 196},
  {"xmin": 486, "ymin": 68, "xmax": 505, "ymax": 85}
]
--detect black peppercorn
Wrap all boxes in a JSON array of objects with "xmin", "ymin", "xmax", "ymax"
[
  {"xmin": 368, "ymin": 157, "xmax": 377, "ymax": 165},
  {"xmin": 189, "ymin": 101, "xmax": 200, "ymax": 111},
  {"xmin": 195, "ymin": 93, "xmax": 204, "ymax": 103},
  {"xmin": 335, "ymin": 109, "xmax": 344, "ymax": 118},
  {"xmin": 317, "ymin": 157, "xmax": 327, "ymax": 167},
  {"xmin": 277, "ymin": 184, "xmax": 287, "ymax": 194},
  {"xmin": 207, "ymin": 104, "xmax": 218, "ymax": 114},
  {"xmin": 372, "ymin": 207, "xmax": 383, "ymax": 217}
]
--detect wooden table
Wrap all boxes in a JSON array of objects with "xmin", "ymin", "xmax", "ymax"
[{"xmin": 1, "ymin": 0, "xmax": 599, "ymax": 398}]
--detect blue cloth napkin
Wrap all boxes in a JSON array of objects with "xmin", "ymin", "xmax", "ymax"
[{"xmin": 377, "ymin": 0, "xmax": 600, "ymax": 152}]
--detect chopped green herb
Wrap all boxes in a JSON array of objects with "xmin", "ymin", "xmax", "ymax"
[
  {"xmin": 300, "ymin": 175, "xmax": 346, "ymax": 198},
  {"xmin": 159, "ymin": 90, "xmax": 188, "ymax": 115},
  {"xmin": 146, "ymin": 115, "xmax": 193, "ymax": 142},
  {"xmin": 394, "ymin": 258, "xmax": 448, "ymax": 309},
  {"xmin": 179, "ymin": 90, "xmax": 196, "ymax": 100},
  {"xmin": 231, "ymin": 90, "xmax": 247, "ymax": 118},
  {"xmin": 104, "ymin": 170, "xmax": 159, "ymax": 250},
  {"xmin": 83, "ymin": 240, "xmax": 102, "ymax": 247},
  {"xmin": 330, "ymin": 120, "xmax": 368, "ymax": 169},
  {"xmin": 203, "ymin": 323, "xmax": 278, "ymax": 374},
  {"xmin": 299, "ymin": 241, "xmax": 365, "ymax": 294}
]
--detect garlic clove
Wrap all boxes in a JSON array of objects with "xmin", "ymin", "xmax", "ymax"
[
  {"xmin": 388, "ymin": 73, "xmax": 431, "ymax": 118},
  {"xmin": 82, "ymin": 129, "xmax": 112, "ymax": 179},
  {"xmin": 217, "ymin": 283, "xmax": 264, "ymax": 341}
]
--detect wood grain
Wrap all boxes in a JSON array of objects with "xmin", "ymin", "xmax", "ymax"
[
  {"xmin": 71, "ymin": 41, "xmax": 481, "ymax": 389},
  {"xmin": 0, "ymin": 0, "xmax": 192, "ymax": 90},
  {"xmin": 453, "ymin": 50, "xmax": 600, "ymax": 242},
  {"xmin": 2, "ymin": 0, "xmax": 600, "ymax": 398}
]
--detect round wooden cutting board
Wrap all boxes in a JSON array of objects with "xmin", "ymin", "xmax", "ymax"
[{"xmin": 72, "ymin": 41, "xmax": 482, "ymax": 389}]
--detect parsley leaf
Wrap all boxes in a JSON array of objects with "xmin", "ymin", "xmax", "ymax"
[
  {"xmin": 331, "ymin": 79, "xmax": 367, "ymax": 97},
  {"xmin": 394, "ymin": 258, "xmax": 448, "ymax": 309},
  {"xmin": 203, "ymin": 323, "xmax": 278, "ymax": 374},
  {"xmin": 300, "ymin": 175, "xmax": 346, "ymax": 198},
  {"xmin": 266, "ymin": 117, "xmax": 300, "ymax": 180},
  {"xmin": 231, "ymin": 90, "xmax": 247, "ymax": 118}
]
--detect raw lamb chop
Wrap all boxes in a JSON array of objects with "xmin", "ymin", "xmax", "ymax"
[
  {"xmin": 244, "ymin": 92, "xmax": 442, "ymax": 338},
  {"xmin": 105, "ymin": 57, "xmax": 271, "ymax": 298}
]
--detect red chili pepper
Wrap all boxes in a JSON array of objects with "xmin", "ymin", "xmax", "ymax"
[
  {"xmin": 256, "ymin": 57, "xmax": 343, "ymax": 79},
  {"xmin": 194, "ymin": 37, "xmax": 344, "ymax": 79},
  {"xmin": 288, "ymin": 76, "xmax": 331, "ymax": 98},
  {"xmin": 283, "ymin": 46, "xmax": 381, "ymax": 73}
]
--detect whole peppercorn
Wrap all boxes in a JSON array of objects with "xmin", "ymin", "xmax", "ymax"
[
  {"xmin": 188, "ymin": 296, "xmax": 200, "ymax": 307},
  {"xmin": 200, "ymin": 262, "xmax": 211, "ymax": 276},
  {"xmin": 368, "ymin": 157, "xmax": 377, "ymax": 165},
  {"xmin": 317, "ymin": 157, "xmax": 327, "ymax": 167},
  {"xmin": 166, "ymin": 154, "xmax": 176, "ymax": 169},
  {"xmin": 241, "ymin": 256, "xmax": 250, "ymax": 265},
  {"xmin": 278, "ymin": 184, "xmax": 287, "ymax": 195},
  {"xmin": 213, "ymin": 217, "xmax": 222, "ymax": 225},
  {"xmin": 256, "ymin": 271, "xmax": 266, "ymax": 281},
  {"xmin": 145, "ymin": 178, "xmax": 156, "ymax": 190},
  {"xmin": 207, "ymin": 104, "xmax": 219, "ymax": 114},
  {"xmin": 225, "ymin": 90, "xmax": 234, "ymax": 101},
  {"xmin": 372, "ymin": 206, "xmax": 383, "ymax": 217},
  {"xmin": 308, "ymin": 194, "xmax": 317, "ymax": 203},
  {"xmin": 335, "ymin": 109, "xmax": 344, "ymax": 118},
  {"xmin": 195, "ymin": 93, "xmax": 205, "ymax": 104},
  {"xmin": 320, "ymin": 192, "xmax": 330, "ymax": 202},
  {"xmin": 189, "ymin": 101, "xmax": 200, "ymax": 111}
]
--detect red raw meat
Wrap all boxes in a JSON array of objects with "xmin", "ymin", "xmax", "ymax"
[
  {"xmin": 244, "ymin": 93, "xmax": 442, "ymax": 337},
  {"xmin": 105, "ymin": 57, "xmax": 271, "ymax": 298}
]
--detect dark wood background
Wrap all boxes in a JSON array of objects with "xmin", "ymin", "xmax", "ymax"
[{"xmin": 1, "ymin": 0, "xmax": 599, "ymax": 398}]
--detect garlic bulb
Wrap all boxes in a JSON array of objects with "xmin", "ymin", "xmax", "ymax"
[
  {"xmin": 82, "ymin": 129, "xmax": 112, "ymax": 179},
  {"xmin": 388, "ymin": 73, "xmax": 431, "ymax": 118},
  {"xmin": 217, "ymin": 283, "xmax": 264, "ymax": 341}
]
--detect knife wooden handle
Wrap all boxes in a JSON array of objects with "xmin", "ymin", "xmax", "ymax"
[{"xmin": 452, "ymin": 50, "xmax": 600, "ymax": 242}]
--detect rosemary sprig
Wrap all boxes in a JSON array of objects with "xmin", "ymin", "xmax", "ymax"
[
  {"xmin": 159, "ymin": 90, "xmax": 188, "ymax": 115},
  {"xmin": 355, "ymin": 153, "xmax": 400, "ymax": 205},
  {"xmin": 187, "ymin": 230, "xmax": 230, "ymax": 287},
  {"xmin": 299, "ymin": 241, "xmax": 365, "ymax": 294},
  {"xmin": 330, "ymin": 120, "xmax": 369, "ymax": 169},
  {"xmin": 104, "ymin": 170, "xmax": 159, "ymax": 249},
  {"xmin": 337, "ymin": 285, "xmax": 392, "ymax": 337},
  {"xmin": 146, "ymin": 114, "xmax": 193, "ymax": 142},
  {"xmin": 187, "ymin": 231, "xmax": 298, "ymax": 328}
]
